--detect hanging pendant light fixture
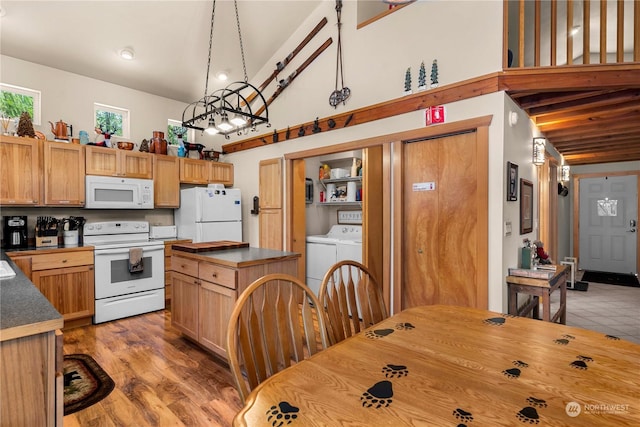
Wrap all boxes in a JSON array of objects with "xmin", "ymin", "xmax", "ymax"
[{"xmin": 182, "ymin": 0, "xmax": 270, "ymax": 139}]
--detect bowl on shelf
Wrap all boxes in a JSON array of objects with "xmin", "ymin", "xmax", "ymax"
[{"xmin": 117, "ymin": 141, "xmax": 135, "ymax": 150}]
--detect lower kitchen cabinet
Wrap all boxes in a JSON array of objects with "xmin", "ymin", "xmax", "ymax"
[
  {"xmin": 162, "ymin": 239, "xmax": 191, "ymax": 307},
  {"xmin": 1, "ymin": 329, "xmax": 63, "ymax": 427},
  {"xmin": 171, "ymin": 270, "xmax": 199, "ymax": 340},
  {"xmin": 171, "ymin": 248, "xmax": 299, "ymax": 360},
  {"xmin": 8, "ymin": 248, "xmax": 95, "ymax": 328}
]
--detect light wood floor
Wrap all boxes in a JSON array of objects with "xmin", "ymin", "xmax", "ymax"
[{"xmin": 62, "ymin": 309, "xmax": 242, "ymax": 426}]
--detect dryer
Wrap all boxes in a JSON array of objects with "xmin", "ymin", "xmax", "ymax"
[{"xmin": 306, "ymin": 224, "xmax": 362, "ymax": 296}]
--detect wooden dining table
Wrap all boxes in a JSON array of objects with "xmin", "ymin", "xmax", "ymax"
[{"xmin": 233, "ymin": 305, "xmax": 640, "ymax": 426}]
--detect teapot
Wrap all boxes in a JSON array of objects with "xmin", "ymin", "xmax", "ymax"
[{"xmin": 49, "ymin": 120, "xmax": 70, "ymax": 140}]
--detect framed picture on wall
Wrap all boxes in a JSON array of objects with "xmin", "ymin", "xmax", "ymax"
[
  {"xmin": 507, "ymin": 162, "xmax": 518, "ymax": 201},
  {"xmin": 520, "ymin": 179, "xmax": 533, "ymax": 234}
]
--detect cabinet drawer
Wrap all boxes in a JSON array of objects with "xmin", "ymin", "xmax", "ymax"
[
  {"xmin": 31, "ymin": 251, "xmax": 93, "ymax": 271},
  {"xmin": 199, "ymin": 263, "xmax": 236, "ymax": 289},
  {"xmin": 171, "ymin": 256, "xmax": 198, "ymax": 277}
]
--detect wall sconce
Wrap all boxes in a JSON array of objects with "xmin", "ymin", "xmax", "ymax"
[
  {"xmin": 532, "ymin": 137, "xmax": 546, "ymax": 165},
  {"xmin": 561, "ymin": 165, "xmax": 570, "ymax": 182}
]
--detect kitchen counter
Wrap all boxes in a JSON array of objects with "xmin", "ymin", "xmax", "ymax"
[
  {"xmin": 3, "ymin": 243, "xmax": 94, "ymax": 255},
  {"xmin": 0, "ymin": 252, "xmax": 63, "ymax": 342},
  {"xmin": 171, "ymin": 245, "xmax": 300, "ymax": 268}
]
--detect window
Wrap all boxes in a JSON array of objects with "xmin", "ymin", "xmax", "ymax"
[
  {"xmin": 0, "ymin": 83, "xmax": 42, "ymax": 125},
  {"xmin": 167, "ymin": 119, "xmax": 193, "ymax": 145},
  {"xmin": 94, "ymin": 103, "xmax": 130, "ymax": 137}
]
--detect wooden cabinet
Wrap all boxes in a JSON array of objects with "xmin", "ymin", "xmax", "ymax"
[
  {"xmin": 162, "ymin": 239, "xmax": 191, "ymax": 306},
  {"xmin": 1, "ymin": 329, "xmax": 63, "ymax": 426},
  {"xmin": 171, "ymin": 249, "xmax": 298, "ymax": 359},
  {"xmin": 43, "ymin": 140, "xmax": 85, "ymax": 205},
  {"xmin": 85, "ymin": 145, "xmax": 152, "ymax": 178},
  {"xmin": 210, "ymin": 161, "xmax": 234, "ymax": 186},
  {"xmin": 8, "ymin": 249, "xmax": 95, "ymax": 328},
  {"xmin": 153, "ymin": 155, "xmax": 180, "ymax": 207},
  {"xmin": 179, "ymin": 157, "xmax": 234, "ymax": 186},
  {"xmin": 0, "ymin": 135, "xmax": 42, "ymax": 205}
]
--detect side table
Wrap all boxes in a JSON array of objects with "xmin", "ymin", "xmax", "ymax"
[{"xmin": 506, "ymin": 264, "xmax": 567, "ymax": 324}]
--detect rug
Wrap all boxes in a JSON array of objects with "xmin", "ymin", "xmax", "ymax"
[
  {"xmin": 63, "ymin": 354, "xmax": 115, "ymax": 415},
  {"xmin": 581, "ymin": 270, "xmax": 640, "ymax": 288}
]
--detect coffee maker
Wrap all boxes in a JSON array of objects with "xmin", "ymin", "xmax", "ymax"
[{"xmin": 3, "ymin": 216, "xmax": 28, "ymax": 249}]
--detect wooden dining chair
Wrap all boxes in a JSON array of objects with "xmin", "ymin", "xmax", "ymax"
[
  {"xmin": 226, "ymin": 273, "xmax": 329, "ymax": 402},
  {"xmin": 318, "ymin": 260, "xmax": 388, "ymax": 345}
]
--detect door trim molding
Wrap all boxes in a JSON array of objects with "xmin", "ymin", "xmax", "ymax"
[{"xmin": 572, "ymin": 170, "xmax": 640, "ymax": 273}]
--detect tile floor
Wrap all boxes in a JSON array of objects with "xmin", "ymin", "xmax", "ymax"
[{"xmin": 551, "ymin": 270, "xmax": 640, "ymax": 344}]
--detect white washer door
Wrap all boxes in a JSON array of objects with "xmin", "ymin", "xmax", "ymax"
[{"xmin": 306, "ymin": 242, "xmax": 337, "ymax": 296}]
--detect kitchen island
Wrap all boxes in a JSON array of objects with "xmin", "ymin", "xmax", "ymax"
[
  {"xmin": 170, "ymin": 245, "xmax": 300, "ymax": 360},
  {"xmin": 1, "ymin": 252, "xmax": 64, "ymax": 426}
]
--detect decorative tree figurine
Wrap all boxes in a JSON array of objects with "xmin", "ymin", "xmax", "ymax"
[
  {"xmin": 404, "ymin": 67, "xmax": 412, "ymax": 94},
  {"xmin": 418, "ymin": 61, "xmax": 427, "ymax": 90},
  {"xmin": 430, "ymin": 59, "xmax": 439, "ymax": 88},
  {"xmin": 16, "ymin": 112, "xmax": 36, "ymax": 138}
]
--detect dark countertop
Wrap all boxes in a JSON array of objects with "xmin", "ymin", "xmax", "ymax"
[
  {"xmin": 0, "ymin": 252, "xmax": 63, "ymax": 341},
  {"xmin": 172, "ymin": 246, "xmax": 300, "ymax": 268}
]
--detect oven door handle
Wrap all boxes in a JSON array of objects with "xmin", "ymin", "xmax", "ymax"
[{"xmin": 95, "ymin": 247, "xmax": 163, "ymax": 256}]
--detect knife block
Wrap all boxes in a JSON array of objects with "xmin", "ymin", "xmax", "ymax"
[{"xmin": 36, "ymin": 235, "xmax": 58, "ymax": 248}]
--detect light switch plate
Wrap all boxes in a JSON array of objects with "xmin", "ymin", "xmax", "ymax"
[{"xmin": 504, "ymin": 220, "xmax": 512, "ymax": 236}]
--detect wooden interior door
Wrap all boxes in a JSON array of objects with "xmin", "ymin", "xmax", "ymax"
[
  {"xmin": 401, "ymin": 131, "xmax": 488, "ymax": 309},
  {"xmin": 258, "ymin": 158, "xmax": 282, "ymax": 250},
  {"xmin": 538, "ymin": 158, "xmax": 558, "ymax": 262}
]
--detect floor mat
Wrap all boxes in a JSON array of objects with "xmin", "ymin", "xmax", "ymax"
[
  {"xmin": 64, "ymin": 354, "xmax": 115, "ymax": 415},
  {"xmin": 581, "ymin": 270, "xmax": 640, "ymax": 288}
]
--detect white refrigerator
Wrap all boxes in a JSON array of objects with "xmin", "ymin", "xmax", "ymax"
[{"xmin": 174, "ymin": 184, "xmax": 242, "ymax": 243}]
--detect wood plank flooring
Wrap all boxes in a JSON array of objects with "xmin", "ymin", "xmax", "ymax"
[{"xmin": 62, "ymin": 309, "xmax": 242, "ymax": 426}]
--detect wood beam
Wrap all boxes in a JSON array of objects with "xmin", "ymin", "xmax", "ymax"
[{"xmin": 222, "ymin": 74, "xmax": 499, "ymax": 154}]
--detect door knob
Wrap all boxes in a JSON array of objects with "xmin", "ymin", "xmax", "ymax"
[
  {"xmin": 417, "ymin": 248, "xmax": 423, "ymax": 254},
  {"xmin": 628, "ymin": 228, "xmax": 636, "ymax": 233}
]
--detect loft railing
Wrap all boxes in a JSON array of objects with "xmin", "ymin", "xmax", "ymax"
[{"xmin": 504, "ymin": 0, "xmax": 640, "ymax": 69}]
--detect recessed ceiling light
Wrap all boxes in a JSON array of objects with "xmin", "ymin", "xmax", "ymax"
[
  {"xmin": 216, "ymin": 71, "xmax": 229, "ymax": 81},
  {"xmin": 120, "ymin": 48, "xmax": 135, "ymax": 60}
]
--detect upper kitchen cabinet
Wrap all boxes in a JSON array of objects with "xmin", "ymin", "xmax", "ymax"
[
  {"xmin": 85, "ymin": 145, "xmax": 153, "ymax": 179},
  {"xmin": 179, "ymin": 157, "xmax": 234, "ymax": 186},
  {"xmin": 43, "ymin": 140, "xmax": 85, "ymax": 206},
  {"xmin": 0, "ymin": 135, "xmax": 42, "ymax": 206},
  {"xmin": 153, "ymin": 155, "xmax": 180, "ymax": 207}
]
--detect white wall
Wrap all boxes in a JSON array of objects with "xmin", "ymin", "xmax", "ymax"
[{"xmin": 0, "ymin": 55, "xmax": 190, "ymax": 145}]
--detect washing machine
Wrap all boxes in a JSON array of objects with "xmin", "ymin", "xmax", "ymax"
[{"xmin": 306, "ymin": 224, "xmax": 362, "ymax": 296}]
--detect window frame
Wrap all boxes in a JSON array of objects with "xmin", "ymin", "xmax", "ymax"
[
  {"xmin": 94, "ymin": 102, "xmax": 130, "ymax": 138},
  {"xmin": 167, "ymin": 119, "xmax": 194, "ymax": 145},
  {"xmin": 0, "ymin": 83, "xmax": 42, "ymax": 125}
]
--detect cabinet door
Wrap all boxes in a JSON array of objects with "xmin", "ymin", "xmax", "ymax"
[
  {"xmin": 120, "ymin": 151, "xmax": 153, "ymax": 179},
  {"xmin": 0, "ymin": 135, "xmax": 41, "ymax": 205},
  {"xmin": 43, "ymin": 141, "xmax": 85, "ymax": 205},
  {"xmin": 85, "ymin": 146, "xmax": 118, "ymax": 176},
  {"xmin": 259, "ymin": 209, "xmax": 283, "ymax": 250},
  {"xmin": 259, "ymin": 158, "xmax": 282, "ymax": 208},
  {"xmin": 32, "ymin": 265, "xmax": 95, "ymax": 322},
  {"xmin": 209, "ymin": 162, "xmax": 234, "ymax": 186},
  {"xmin": 179, "ymin": 158, "xmax": 209, "ymax": 184},
  {"xmin": 199, "ymin": 280, "xmax": 235, "ymax": 358},
  {"xmin": 153, "ymin": 155, "xmax": 180, "ymax": 207},
  {"xmin": 171, "ymin": 271, "xmax": 199, "ymax": 340}
]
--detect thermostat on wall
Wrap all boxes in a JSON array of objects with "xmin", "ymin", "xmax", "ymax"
[{"xmin": 338, "ymin": 210, "xmax": 362, "ymax": 225}]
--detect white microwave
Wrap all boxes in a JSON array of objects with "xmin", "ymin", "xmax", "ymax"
[{"xmin": 85, "ymin": 175, "xmax": 154, "ymax": 209}]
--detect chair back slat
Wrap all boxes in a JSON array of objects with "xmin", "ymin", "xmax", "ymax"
[
  {"xmin": 226, "ymin": 273, "xmax": 329, "ymax": 402},
  {"xmin": 319, "ymin": 260, "xmax": 389, "ymax": 345}
]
